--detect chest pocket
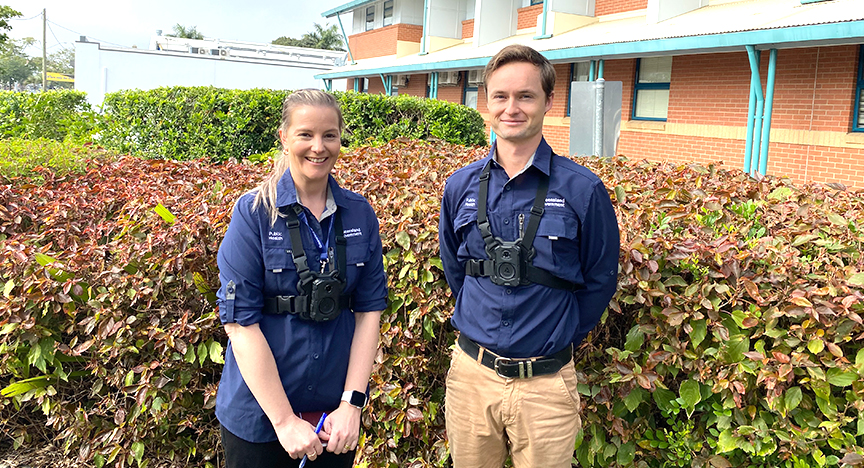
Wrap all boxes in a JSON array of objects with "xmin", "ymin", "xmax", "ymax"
[
  {"xmin": 262, "ymin": 247, "xmax": 298, "ymax": 296},
  {"xmin": 453, "ymin": 208, "xmax": 485, "ymax": 260},
  {"xmin": 343, "ymin": 234, "xmax": 372, "ymax": 292},
  {"xmin": 535, "ymin": 213, "xmax": 581, "ymax": 278}
]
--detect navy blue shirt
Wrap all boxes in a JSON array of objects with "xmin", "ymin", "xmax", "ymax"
[
  {"xmin": 439, "ymin": 138, "xmax": 619, "ymax": 358},
  {"xmin": 215, "ymin": 169, "xmax": 388, "ymax": 443}
]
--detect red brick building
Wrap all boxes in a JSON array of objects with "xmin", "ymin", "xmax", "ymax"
[{"xmin": 318, "ymin": 0, "xmax": 864, "ymax": 187}]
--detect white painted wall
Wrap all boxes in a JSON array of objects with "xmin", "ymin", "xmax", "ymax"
[
  {"xmin": 75, "ymin": 41, "xmax": 346, "ymax": 108},
  {"xmin": 475, "ymin": 0, "xmax": 519, "ymax": 47},
  {"xmin": 647, "ymin": 0, "xmax": 709, "ymax": 23}
]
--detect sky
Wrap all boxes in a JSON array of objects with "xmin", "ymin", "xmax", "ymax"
[{"xmin": 5, "ymin": 0, "xmax": 352, "ymax": 57}]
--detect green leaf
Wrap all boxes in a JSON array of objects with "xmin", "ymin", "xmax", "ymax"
[
  {"xmin": 653, "ymin": 387, "xmax": 677, "ymax": 414},
  {"xmin": 767, "ymin": 187, "xmax": 793, "ymax": 201},
  {"xmin": 614, "ymin": 185, "xmax": 626, "ymax": 203},
  {"xmin": 395, "ymin": 231, "xmax": 410, "ymax": 250},
  {"xmin": 197, "ymin": 342, "xmax": 208, "ymax": 366},
  {"xmin": 826, "ymin": 369, "xmax": 856, "ymax": 387},
  {"xmin": 680, "ymin": 379, "xmax": 702, "ymax": 408},
  {"xmin": 3, "ymin": 279, "xmax": 13, "ymax": 298},
  {"xmin": 624, "ymin": 325, "xmax": 644, "ymax": 352},
  {"xmin": 848, "ymin": 272, "xmax": 864, "ymax": 287},
  {"xmin": 624, "ymin": 387, "xmax": 644, "ymax": 412},
  {"xmin": 429, "ymin": 257, "xmax": 443, "ymax": 271},
  {"xmin": 808, "ymin": 339, "xmax": 825, "ymax": 355},
  {"xmin": 717, "ymin": 429, "xmax": 740, "ymax": 453},
  {"xmin": 813, "ymin": 448, "xmax": 826, "ymax": 467},
  {"xmin": 1, "ymin": 376, "xmax": 49, "ymax": 397},
  {"xmin": 209, "ymin": 341, "xmax": 224, "ymax": 364},
  {"xmin": 691, "ymin": 320, "xmax": 707, "ymax": 348},
  {"xmin": 617, "ymin": 441, "xmax": 635, "ymax": 465},
  {"xmin": 154, "ymin": 203, "xmax": 176, "ymax": 224},
  {"xmin": 785, "ymin": 387, "xmax": 802, "ymax": 412},
  {"xmin": 131, "ymin": 441, "xmax": 144, "ymax": 467}
]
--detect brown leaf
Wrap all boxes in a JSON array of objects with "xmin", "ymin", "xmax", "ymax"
[
  {"xmin": 772, "ymin": 352, "xmax": 790, "ymax": 364},
  {"xmin": 741, "ymin": 278, "xmax": 763, "ymax": 303},
  {"xmin": 743, "ymin": 351, "xmax": 765, "ymax": 361}
]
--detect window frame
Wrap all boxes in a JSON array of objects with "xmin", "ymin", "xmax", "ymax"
[
  {"xmin": 530, "ymin": 0, "xmax": 544, "ymax": 5},
  {"xmin": 365, "ymin": 5, "xmax": 375, "ymax": 31},
  {"xmin": 383, "ymin": 0, "xmax": 394, "ymax": 26},
  {"xmin": 631, "ymin": 57, "xmax": 671, "ymax": 122},
  {"xmin": 566, "ymin": 61, "xmax": 591, "ymax": 117},
  {"xmin": 462, "ymin": 71, "xmax": 479, "ymax": 110},
  {"xmin": 854, "ymin": 44, "xmax": 863, "ymax": 132}
]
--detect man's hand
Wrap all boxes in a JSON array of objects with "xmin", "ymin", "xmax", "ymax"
[
  {"xmin": 273, "ymin": 414, "xmax": 324, "ymax": 460},
  {"xmin": 320, "ymin": 402, "xmax": 361, "ymax": 454}
]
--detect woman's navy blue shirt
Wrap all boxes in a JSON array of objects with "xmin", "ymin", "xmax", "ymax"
[{"xmin": 215, "ymin": 169, "xmax": 388, "ymax": 443}]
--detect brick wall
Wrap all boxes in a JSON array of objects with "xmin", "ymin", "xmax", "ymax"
[
  {"xmin": 462, "ymin": 19, "xmax": 474, "ymax": 39},
  {"xmin": 595, "ymin": 0, "xmax": 648, "ymax": 16},
  {"xmin": 348, "ymin": 24, "xmax": 423, "ymax": 60},
  {"xmin": 438, "ymin": 79, "xmax": 465, "ymax": 103},
  {"xmin": 395, "ymin": 73, "xmax": 429, "ymax": 97},
  {"xmin": 547, "ymin": 63, "xmax": 574, "ymax": 119},
  {"xmin": 517, "ymin": 4, "xmax": 543, "ymax": 30}
]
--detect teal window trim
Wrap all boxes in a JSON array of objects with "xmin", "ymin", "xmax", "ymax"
[
  {"xmin": 632, "ymin": 57, "xmax": 670, "ymax": 122},
  {"xmin": 800, "ymin": 0, "xmax": 833, "ymax": 4},
  {"xmin": 462, "ymin": 71, "xmax": 479, "ymax": 108},
  {"xmin": 854, "ymin": 44, "xmax": 863, "ymax": 132},
  {"xmin": 566, "ymin": 63, "xmax": 574, "ymax": 117},
  {"xmin": 530, "ymin": 0, "xmax": 544, "ymax": 4}
]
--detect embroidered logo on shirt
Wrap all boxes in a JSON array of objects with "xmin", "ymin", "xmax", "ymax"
[
  {"xmin": 268, "ymin": 231, "xmax": 284, "ymax": 241},
  {"xmin": 464, "ymin": 197, "xmax": 476, "ymax": 208},
  {"xmin": 344, "ymin": 227, "xmax": 363, "ymax": 238},
  {"xmin": 545, "ymin": 197, "xmax": 566, "ymax": 208}
]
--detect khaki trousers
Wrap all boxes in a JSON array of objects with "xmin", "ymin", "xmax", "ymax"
[{"xmin": 445, "ymin": 345, "xmax": 582, "ymax": 468}]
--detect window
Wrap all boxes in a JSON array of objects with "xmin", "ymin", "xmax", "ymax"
[
  {"xmin": 632, "ymin": 56, "xmax": 672, "ymax": 121},
  {"xmin": 365, "ymin": 6, "xmax": 375, "ymax": 31},
  {"xmin": 383, "ymin": 0, "xmax": 394, "ymax": 26},
  {"xmin": 530, "ymin": 0, "xmax": 544, "ymax": 4},
  {"xmin": 565, "ymin": 62, "xmax": 591, "ymax": 116},
  {"xmin": 855, "ymin": 45, "xmax": 863, "ymax": 132},
  {"xmin": 463, "ymin": 72, "xmax": 478, "ymax": 110}
]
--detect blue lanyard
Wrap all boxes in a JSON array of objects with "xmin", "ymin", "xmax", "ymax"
[{"xmin": 297, "ymin": 210, "xmax": 334, "ymax": 271}]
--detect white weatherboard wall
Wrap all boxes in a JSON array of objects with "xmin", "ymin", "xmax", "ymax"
[{"xmin": 75, "ymin": 41, "xmax": 346, "ymax": 108}]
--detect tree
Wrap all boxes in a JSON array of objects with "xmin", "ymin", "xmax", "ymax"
[
  {"xmin": 167, "ymin": 24, "xmax": 204, "ymax": 40},
  {"xmin": 0, "ymin": 6, "xmax": 21, "ymax": 45},
  {"xmin": 45, "ymin": 47, "xmax": 74, "ymax": 89},
  {"xmin": 271, "ymin": 23, "xmax": 344, "ymax": 51},
  {"xmin": 0, "ymin": 38, "xmax": 36, "ymax": 89}
]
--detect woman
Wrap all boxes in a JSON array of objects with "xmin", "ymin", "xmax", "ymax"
[{"xmin": 215, "ymin": 89, "xmax": 387, "ymax": 468}]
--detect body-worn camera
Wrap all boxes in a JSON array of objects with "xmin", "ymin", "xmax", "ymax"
[
  {"xmin": 300, "ymin": 271, "xmax": 345, "ymax": 322},
  {"xmin": 488, "ymin": 240, "xmax": 524, "ymax": 287}
]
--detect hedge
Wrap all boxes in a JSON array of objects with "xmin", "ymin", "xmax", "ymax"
[
  {"xmin": 97, "ymin": 87, "xmax": 487, "ymax": 160},
  {"xmin": 0, "ymin": 90, "xmax": 95, "ymax": 142},
  {"xmin": 2, "ymin": 141, "xmax": 864, "ymax": 468}
]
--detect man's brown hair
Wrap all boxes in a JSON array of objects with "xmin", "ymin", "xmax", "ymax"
[{"xmin": 483, "ymin": 44, "xmax": 556, "ymax": 100}]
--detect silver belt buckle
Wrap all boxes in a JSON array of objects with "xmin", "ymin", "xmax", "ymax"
[{"xmin": 494, "ymin": 356, "xmax": 533, "ymax": 379}]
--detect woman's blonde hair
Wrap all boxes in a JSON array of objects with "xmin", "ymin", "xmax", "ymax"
[{"xmin": 252, "ymin": 89, "xmax": 345, "ymax": 224}]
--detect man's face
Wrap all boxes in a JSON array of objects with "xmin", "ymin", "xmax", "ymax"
[{"xmin": 485, "ymin": 61, "xmax": 553, "ymax": 146}]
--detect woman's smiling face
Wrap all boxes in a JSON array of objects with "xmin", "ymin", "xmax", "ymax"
[{"xmin": 279, "ymin": 105, "xmax": 341, "ymax": 187}]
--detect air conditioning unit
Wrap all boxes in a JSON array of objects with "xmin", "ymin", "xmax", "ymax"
[
  {"xmin": 189, "ymin": 47, "xmax": 199, "ymax": 54},
  {"xmin": 438, "ymin": 71, "xmax": 459, "ymax": 86},
  {"xmin": 198, "ymin": 48, "xmax": 207, "ymax": 54},
  {"xmin": 394, "ymin": 75, "xmax": 409, "ymax": 87},
  {"xmin": 210, "ymin": 49, "xmax": 220, "ymax": 56},
  {"xmin": 468, "ymin": 69, "xmax": 484, "ymax": 86}
]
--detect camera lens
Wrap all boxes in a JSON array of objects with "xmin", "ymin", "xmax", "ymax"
[
  {"xmin": 319, "ymin": 297, "xmax": 336, "ymax": 315},
  {"xmin": 498, "ymin": 263, "xmax": 515, "ymax": 280},
  {"xmin": 501, "ymin": 250, "xmax": 511, "ymax": 260}
]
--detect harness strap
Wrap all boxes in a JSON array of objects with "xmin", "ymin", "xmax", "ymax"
[{"xmin": 465, "ymin": 260, "xmax": 584, "ymax": 291}]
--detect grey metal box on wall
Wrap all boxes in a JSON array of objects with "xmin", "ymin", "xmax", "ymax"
[{"xmin": 568, "ymin": 80, "xmax": 622, "ymax": 157}]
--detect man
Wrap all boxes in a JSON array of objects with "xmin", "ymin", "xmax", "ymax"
[{"xmin": 438, "ymin": 44, "xmax": 620, "ymax": 468}]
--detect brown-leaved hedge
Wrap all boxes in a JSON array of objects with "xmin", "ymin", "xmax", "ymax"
[{"xmin": 2, "ymin": 140, "xmax": 864, "ymax": 468}]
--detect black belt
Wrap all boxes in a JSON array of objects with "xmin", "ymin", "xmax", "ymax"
[
  {"xmin": 464, "ymin": 260, "xmax": 585, "ymax": 291},
  {"xmin": 457, "ymin": 334, "xmax": 572, "ymax": 379},
  {"xmin": 263, "ymin": 295, "xmax": 352, "ymax": 315}
]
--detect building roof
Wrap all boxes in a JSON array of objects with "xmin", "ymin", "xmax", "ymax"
[
  {"xmin": 323, "ymin": 0, "xmax": 377, "ymax": 18},
  {"xmin": 316, "ymin": 0, "xmax": 864, "ymax": 79}
]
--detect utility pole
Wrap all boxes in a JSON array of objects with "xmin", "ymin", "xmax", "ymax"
[{"xmin": 42, "ymin": 8, "xmax": 47, "ymax": 92}]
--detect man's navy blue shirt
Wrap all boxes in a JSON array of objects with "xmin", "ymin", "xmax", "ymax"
[
  {"xmin": 215, "ymin": 170, "xmax": 388, "ymax": 443},
  {"xmin": 439, "ymin": 138, "xmax": 619, "ymax": 358}
]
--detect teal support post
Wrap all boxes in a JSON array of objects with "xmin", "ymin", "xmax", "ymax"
[
  {"xmin": 589, "ymin": 60, "xmax": 596, "ymax": 81},
  {"xmin": 354, "ymin": 78, "xmax": 360, "ymax": 93},
  {"xmin": 743, "ymin": 69, "xmax": 757, "ymax": 174},
  {"xmin": 534, "ymin": 0, "xmax": 552, "ymax": 39},
  {"xmin": 598, "ymin": 59, "xmax": 604, "ymax": 79},
  {"xmin": 745, "ymin": 45, "xmax": 765, "ymax": 176},
  {"xmin": 336, "ymin": 14, "xmax": 355, "ymax": 65},
  {"xmin": 421, "ymin": 0, "xmax": 430, "ymax": 55},
  {"xmin": 491, "ymin": 129, "xmax": 496, "ymax": 143},
  {"xmin": 324, "ymin": 79, "xmax": 332, "ymax": 91},
  {"xmin": 430, "ymin": 72, "xmax": 438, "ymax": 99},
  {"xmin": 380, "ymin": 74, "xmax": 392, "ymax": 95},
  {"xmin": 757, "ymin": 48, "xmax": 778, "ymax": 176}
]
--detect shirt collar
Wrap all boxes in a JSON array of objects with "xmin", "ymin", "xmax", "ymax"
[
  {"xmin": 487, "ymin": 137, "xmax": 553, "ymax": 178},
  {"xmin": 274, "ymin": 169, "xmax": 348, "ymax": 211}
]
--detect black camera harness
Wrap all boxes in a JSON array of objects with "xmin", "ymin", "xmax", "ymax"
[
  {"xmin": 263, "ymin": 204, "xmax": 351, "ymax": 321},
  {"xmin": 464, "ymin": 159, "xmax": 584, "ymax": 291}
]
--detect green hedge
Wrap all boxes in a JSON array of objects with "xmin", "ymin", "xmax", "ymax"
[
  {"xmin": 3, "ymin": 141, "xmax": 864, "ymax": 468},
  {"xmin": 97, "ymin": 87, "xmax": 487, "ymax": 160},
  {"xmin": 0, "ymin": 90, "xmax": 94, "ymax": 142}
]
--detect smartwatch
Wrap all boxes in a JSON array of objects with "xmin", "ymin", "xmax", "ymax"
[{"xmin": 341, "ymin": 390, "xmax": 368, "ymax": 408}]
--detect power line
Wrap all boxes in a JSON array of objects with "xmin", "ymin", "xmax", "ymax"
[
  {"xmin": 9, "ymin": 13, "xmax": 41, "ymax": 21},
  {"xmin": 46, "ymin": 21, "xmax": 69, "ymax": 51},
  {"xmin": 46, "ymin": 19, "xmax": 127, "ymax": 48}
]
